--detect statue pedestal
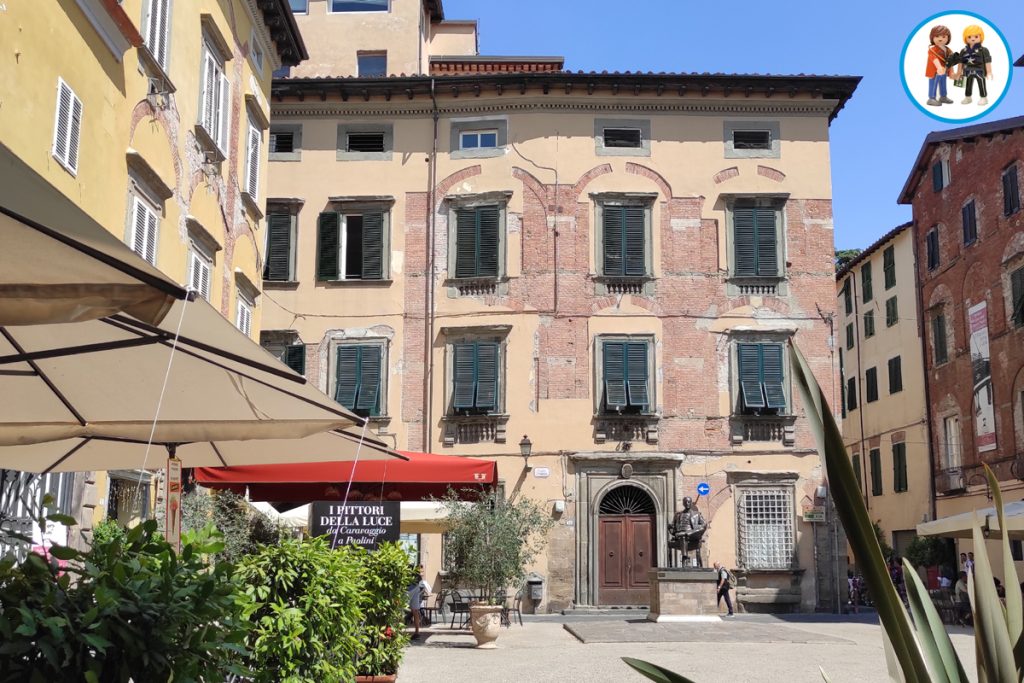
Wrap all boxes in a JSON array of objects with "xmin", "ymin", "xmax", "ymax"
[{"xmin": 646, "ymin": 568, "xmax": 721, "ymax": 622}]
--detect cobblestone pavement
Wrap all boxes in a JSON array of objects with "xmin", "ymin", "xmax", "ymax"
[{"xmin": 398, "ymin": 615, "xmax": 978, "ymax": 683}]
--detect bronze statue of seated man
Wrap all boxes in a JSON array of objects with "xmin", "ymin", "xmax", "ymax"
[{"xmin": 668, "ymin": 496, "xmax": 707, "ymax": 567}]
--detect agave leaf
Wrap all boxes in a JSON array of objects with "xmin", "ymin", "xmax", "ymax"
[
  {"xmin": 903, "ymin": 558, "xmax": 967, "ymax": 683},
  {"xmin": 621, "ymin": 657, "xmax": 697, "ymax": 683},
  {"xmin": 882, "ymin": 625, "xmax": 909, "ymax": 683},
  {"xmin": 819, "ymin": 666, "xmax": 832, "ymax": 682},
  {"xmin": 789, "ymin": 343, "xmax": 931, "ymax": 683},
  {"xmin": 968, "ymin": 524, "xmax": 1016, "ymax": 682},
  {"xmin": 984, "ymin": 464, "xmax": 1023, "ymax": 654}
]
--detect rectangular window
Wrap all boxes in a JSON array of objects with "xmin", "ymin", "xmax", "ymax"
[
  {"xmin": 143, "ymin": 0, "xmax": 171, "ymax": 70},
  {"xmin": 129, "ymin": 195, "xmax": 159, "ymax": 266},
  {"xmin": 52, "ymin": 78, "xmax": 83, "ymax": 175},
  {"xmin": 187, "ymin": 243, "xmax": 213, "ymax": 301},
  {"xmin": 888, "ymin": 356, "xmax": 903, "ymax": 394},
  {"xmin": 283, "ymin": 344, "xmax": 305, "ymax": 376},
  {"xmin": 1011, "ymin": 267, "xmax": 1024, "ymax": 328},
  {"xmin": 863, "ymin": 310, "xmax": 875, "ymax": 338},
  {"xmin": 846, "ymin": 377, "xmax": 858, "ymax": 410},
  {"xmin": 733, "ymin": 130, "xmax": 771, "ymax": 150},
  {"xmin": 452, "ymin": 341, "xmax": 500, "ymax": 414},
  {"xmin": 289, "ymin": 0, "xmax": 308, "ymax": 12},
  {"xmin": 236, "ymin": 292, "xmax": 253, "ymax": 337},
  {"xmin": 249, "ymin": 31, "xmax": 264, "ymax": 75},
  {"xmin": 245, "ymin": 119, "xmax": 261, "ymax": 200},
  {"xmin": 886, "ymin": 296, "xmax": 898, "ymax": 327},
  {"xmin": 602, "ymin": 340, "xmax": 651, "ymax": 413},
  {"xmin": 932, "ymin": 160, "xmax": 949, "ymax": 191},
  {"xmin": 733, "ymin": 205, "xmax": 779, "ymax": 277},
  {"xmin": 357, "ymin": 52, "xmax": 387, "ymax": 77},
  {"xmin": 332, "ymin": 0, "xmax": 387, "ymax": 11},
  {"xmin": 459, "ymin": 130, "xmax": 499, "ymax": 150},
  {"xmin": 601, "ymin": 204, "xmax": 647, "ymax": 277},
  {"xmin": 869, "ymin": 448, "xmax": 882, "ymax": 496},
  {"xmin": 843, "ymin": 280, "xmax": 853, "ymax": 315},
  {"xmin": 865, "ymin": 367, "xmax": 878, "ymax": 403},
  {"xmin": 861, "ymin": 262, "xmax": 873, "ymax": 303},
  {"xmin": 602, "ymin": 128, "xmax": 642, "ymax": 148},
  {"xmin": 932, "ymin": 313, "xmax": 948, "ymax": 364},
  {"xmin": 892, "ymin": 442, "xmax": 907, "ymax": 493},
  {"xmin": 1003, "ymin": 165, "xmax": 1021, "ymax": 216},
  {"xmin": 736, "ymin": 342, "xmax": 786, "ymax": 414},
  {"xmin": 737, "ymin": 487, "xmax": 794, "ymax": 570},
  {"xmin": 347, "ymin": 132, "xmax": 386, "ymax": 153},
  {"xmin": 883, "ymin": 245, "xmax": 896, "ymax": 289},
  {"xmin": 846, "ymin": 323, "xmax": 854, "ymax": 351},
  {"xmin": 962, "ymin": 200, "xmax": 978, "ymax": 245},
  {"xmin": 852, "ymin": 453, "xmax": 862, "ymax": 490},
  {"xmin": 926, "ymin": 228, "xmax": 939, "ymax": 271},
  {"xmin": 316, "ymin": 210, "xmax": 386, "ymax": 281},
  {"xmin": 454, "ymin": 205, "xmax": 500, "ymax": 279},
  {"xmin": 335, "ymin": 345, "xmax": 383, "ymax": 416},
  {"xmin": 270, "ymin": 130, "xmax": 295, "ymax": 154},
  {"xmin": 199, "ymin": 43, "xmax": 229, "ymax": 151},
  {"xmin": 942, "ymin": 415, "xmax": 961, "ymax": 468},
  {"xmin": 1013, "ymin": 540, "xmax": 1024, "ymax": 563},
  {"xmin": 264, "ymin": 212, "xmax": 294, "ymax": 281}
]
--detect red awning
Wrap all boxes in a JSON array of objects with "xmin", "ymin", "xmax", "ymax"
[{"xmin": 194, "ymin": 451, "xmax": 497, "ymax": 503}]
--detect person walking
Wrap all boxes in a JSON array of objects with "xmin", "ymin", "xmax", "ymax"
[
  {"xmin": 408, "ymin": 564, "xmax": 432, "ymax": 640},
  {"xmin": 713, "ymin": 561, "xmax": 734, "ymax": 617}
]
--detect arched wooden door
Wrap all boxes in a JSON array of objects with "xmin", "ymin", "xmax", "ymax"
[{"xmin": 597, "ymin": 485, "xmax": 656, "ymax": 605}]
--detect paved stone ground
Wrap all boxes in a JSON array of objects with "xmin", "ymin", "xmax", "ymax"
[{"xmin": 398, "ymin": 614, "xmax": 979, "ymax": 683}]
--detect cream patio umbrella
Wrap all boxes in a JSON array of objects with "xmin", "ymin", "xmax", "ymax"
[
  {"xmin": 0, "ymin": 143, "xmax": 186, "ymax": 326},
  {"xmin": 0, "ymin": 297, "xmax": 400, "ymax": 471}
]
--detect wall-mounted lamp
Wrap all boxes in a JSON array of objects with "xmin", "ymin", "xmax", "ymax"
[{"xmin": 519, "ymin": 435, "xmax": 533, "ymax": 470}]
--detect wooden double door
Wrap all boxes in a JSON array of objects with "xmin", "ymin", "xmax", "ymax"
[{"xmin": 598, "ymin": 514, "xmax": 655, "ymax": 605}]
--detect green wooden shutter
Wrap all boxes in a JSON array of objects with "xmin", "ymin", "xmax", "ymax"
[
  {"xmin": 334, "ymin": 346, "xmax": 360, "ymax": 408},
  {"xmin": 737, "ymin": 343, "xmax": 765, "ymax": 409},
  {"xmin": 962, "ymin": 202, "xmax": 977, "ymax": 244},
  {"xmin": 452, "ymin": 343, "xmax": 477, "ymax": 410},
  {"xmin": 625, "ymin": 341, "xmax": 650, "ymax": 408},
  {"xmin": 754, "ymin": 208, "xmax": 778, "ymax": 276},
  {"xmin": 847, "ymin": 377, "xmax": 857, "ymax": 409},
  {"xmin": 361, "ymin": 212, "xmax": 384, "ymax": 280},
  {"xmin": 886, "ymin": 297, "xmax": 898, "ymax": 327},
  {"xmin": 603, "ymin": 205, "xmax": 624, "ymax": 276},
  {"xmin": 1011, "ymin": 267, "xmax": 1024, "ymax": 327},
  {"xmin": 861, "ymin": 263, "xmax": 872, "ymax": 302},
  {"xmin": 888, "ymin": 356, "xmax": 902, "ymax": 393},
  {"xmin": 932, "ymin": 162, "xmax": 943, "ymax": 192},
  {"xmin": 1004, "ymin": 166, "xmax": 1020, "ymax": 215},
  {"xmin": 476, "ymin": 206, "xmax": 500, "ymax": 278},
  {"xmin": 761, "ymin": 344, "xmax": 786, "ymax": 409},
  {"xmin": 623, "ymin": 207, "xmax": 646, "ymax": 277},
  {"xmin": 863, "ymin": 311, "xmax": 875, "ymax": 338},
  {"xmin": 933, "ymin": 314, "xmax": 948, "ymax": 363},
  {"xmin": 265, "ymin": 213, "xmax": 292, "ymax": 281},
  {"xmin": 474, "ymin": 342, "xmax": 499, "ymax": 410},
  {"xmin": 846, "ymin": 323, "xmax": 854, "ymax": 350},
  {"xmin": 454, "ymin": 208, "xmax": 478, "ymax": 278},
  {"xmin": 893, "ymin": 443, "xmax": 907, "ymax": 492},
  {"xmin": 927, "ymin": 230, "xmax": 939, "ymax": 270},
  {"xmin": 852, "ymin": 453, "xmax": 862, "ymax": 490},
  {"xmin": 843, "ymin": 281, "xmax": 852, "ymax": 314},
  {"xmin": 355, "ymin": 346, "xmax": 382, "ymax": 415},
  {"xmin": 603, "ymin": 341, "xmax": 627, "ymax": 408},
  {"xmin": 870, "ymin": 449, "xmax": 882, "ymax": 496},
  {"xmin": 733, "ymin": 208, "xmax": 756, "ymax": 277},
  {"xmin": 283, "ymin": 345, "xmax": 305, "ymax": 376},
  {"xmin": 316, "ymin": 212, "xmax": 340, "ymax": 281},
  {"xmin": 883, "ymin": 246, "xmax": 895, "ymax": 289}
]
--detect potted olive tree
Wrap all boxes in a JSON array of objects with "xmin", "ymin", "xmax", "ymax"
[{"xmin": 440, "ymin": 489, "xmax": 553, "ymax": 648}]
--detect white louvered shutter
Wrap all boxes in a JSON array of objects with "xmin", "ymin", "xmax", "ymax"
[
  {"xmin": 246, "ymin": 122, "xmax": 260, "ymax": 199},
  {"xmin": 217, "ymin": 71, "xmax": 230, "ymax": 150},
  {"xmin": 143, "ymin": 204, "xmax": 158, "ymax": 265},
  {"xmin": 236, "ymin": 298, "xmax": 253, "ymax": 336},
  {"xmin": 52, "ymin": 80, "xmax": 82, "ymax": 174},
  {"xmin": 66, "ymin": 95, "xmax": 83, "ymax": 173},
  {"xmin": 145, "ymin": 0, "xmax": 170, "ymax": 69},
  {"xmin": 201, "ymin": 50, "xmax": 216, "ymax": 135},
  {"xmin": 188, "ymin": 248, "xmax": 212, "ymax": 300},
  {"xmin": 130, "ymin": 197, "xmax": 158, "ymax": 266}
]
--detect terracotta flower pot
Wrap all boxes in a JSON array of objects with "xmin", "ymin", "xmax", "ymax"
[
  {"xmin": 355, "ymin": 675, "xmax": 397, "ymax": 682},
  {"xmin": 469, "ymin": 604, "xmax": 503, "ymax": 649}
]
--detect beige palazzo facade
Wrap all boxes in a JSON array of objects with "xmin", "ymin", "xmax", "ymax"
[{"xmin": 262, "ymin": 0, "xmax": 859, "ymax": 612}]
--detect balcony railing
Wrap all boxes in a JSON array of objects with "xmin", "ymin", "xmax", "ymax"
[
  {"xmin": 936, "ymin": 467, "xmax": 966, "ymax": 494},
  {"xmin": 730, "ymin": 415, "xmax": 795, "ymax": 447}
]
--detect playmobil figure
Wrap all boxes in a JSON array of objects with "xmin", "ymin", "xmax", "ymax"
[
  {"xmin": 925, "ymin": 25, "xmax": 954, "ymax": 106},
  {"xmin": 955, "ymin": 24, "xmax": 993, "ymax": 105}
]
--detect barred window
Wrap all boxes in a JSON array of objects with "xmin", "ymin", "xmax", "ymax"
[{"xmin": 737, "ymin": 486, "xmax": 794, "ymax": 570}]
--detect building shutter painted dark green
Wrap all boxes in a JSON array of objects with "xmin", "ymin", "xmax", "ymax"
[
  {"xmin": 334, "ymin": 346, "xmax": 360, "ymax": 408},
  {"xmin": 455, "ymin": 206, "xmax": 499, "ymax": 278},
  {"xmin": 933, "ymin": 313, "xmax": 948, "ymax": 363},
  {"xmin": 883, "ymin": 246, "xmax": 895, "ymax": 289},
  {"xmin": 852, "ymin": 453, "xmax": 862, "ymax": 490},
  {"xmin": 623, "ymin": 207, "xmax": 646, "ymax": 276},
  {"xmin": 316, "ymin": 212, "xmax": 340, "ymax": 281},
  {"xmin": 755, "ymin": 208, "xmax": 778, "ymax": 276},
  {"xmin": 761, "ymin": 344, "xmax": 786, "ymax": 409},
  {"xmin": 355, "ymin": 346, "xmax": 382, "ymax": 414},
  {"xmin": 893, "ymin": 442, "xmax": 907, "ymax": 492},
  {"xmin": 863, "ymin": 311, "xmax": 875, "ymax": 338},
  {"xmin": 454, "ymin": 208, "xmax": 478, "ymax": 278},
  {"xmin": 886, "ymin": 297, "xmax": 898, "ymax": 327},
  {"xmin": 452, "ymin": 343, "xmax": 477, "ymax": 409},
  {"xmin": 861, "ymin": 263, "xmax": 873, "ymax": 302},
  {"xmin": 847, "ymin": 376, "xmax": 857, "ymax": 410},
  {"xmin": 927, "ymin": 229, "xmax": 939, "ymax": 270},
  {"xmin": 962, "ymin": 201, "xmax": 977, "ymax": 245},
  {"xmin": 265, "ymin": 213, "xmax": 292, "ymax": 281},
  {"xmin": 474, "ymin": 342, "xmax": 499, "ymax": 410},
  {"xmin": 888, "ymin": 355, "xmax": 902, "ymax": 393},
  {"xmin": 932, "ymin": 162, "xmax": 943, "ymax": 192},
  {"xmin": 284, "ymin": 345, "xmax": 305, "ymax": 376},
  {"xmin": 602, "ymin": 206, "xmax": 624, "ymax": 276},
  {"xmin": 737, "ymin": 343, "xmax": 765, "ymax": 409},
  {"xmin": 360, "ymin": 211, "xmax": 385, "ymax": 280},
  {"xmin": 477, "ymin": 206, "xmax": 500, "ymax": 278},
  {"xmin": 603, "ymin": 341, "xmax": 628, "ymax": 408},
  {"xmin": 1011, "ymin": 267, "xmax": 1024, "ymax": 327},
  {"xmin": 870, "ymin": 449, "xmax": 882, "ymax": 495},
  {"xmin": 1003, "ymin": 166, "xmax": 1020, "ymax": 216},
  {"xmin": 625, "ymin": 341, "xmax": 650, "ymax": 407},
  {"xmin": 843, "ymin": 280, "xmax": 853, "ymax": 315},
  {"xmin": 846, "ymin": 323, "xmax": 854, "ymax": 350},
  {"xmin": 733, "ymin": 207, "xmax": 757, "ymax": 277},
  {"xmin": 865, "ymin": 367, "xmax": 878, "ymax": 402}
]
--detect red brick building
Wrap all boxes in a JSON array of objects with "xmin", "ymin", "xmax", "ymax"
[{"xmin": 898, "ymin": 117, "xmax": 1024, "ymax": 538}]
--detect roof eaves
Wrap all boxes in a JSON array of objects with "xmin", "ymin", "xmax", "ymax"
[
  {"xmin": 835, "ymin": 221, "xmax": 913, "ymax": 281},
  {"xmin": 424, "ymin": 0, "xmax": 444, "ymax": 20},
  {"xmin": 1016, "ymin": 54, "xmax": 1023, "ymax": 67},
  {"xmin": 263, "ymin": 0, "xmax": 308, "ymax": 65}
]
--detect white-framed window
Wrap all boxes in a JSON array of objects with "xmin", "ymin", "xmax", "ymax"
[
  {"xmin": 52, "ymin": 78, "xmax": 83, "ymax": 175},
  {"xmin": 356, "ymin": 52, "xmax": 387, "ymax": 77},
  {"xmin": 737, "ymin": 486, "xmax": 795, "ymax": 570},
  {"xmin": 187, "ymin": 242, "xmax": 213, "ymax": 301},
  {"xmin": 245, "ymin": 118, "xmax": 261, "ymax": 200},
  {"xmin": 459, "ymin": 130, "xmax": 498, "ymax": 150},
  {"xmin": 249, "ymin": 30, "xmax": 265, "ymax": 75},
  {"xmin": 315, "ymin": 209, "xmax": 389, "ymax": 281},
  {"xmin": 143, "ymin": 0, "xmax": 172, "ymax": 70},
  {"xmin": 236, "ymin": 291, "xmax": 254, "ymax": 336},
  {"xmin": 128, "ymin": 194, "xmax": 159, "ymax": 266},
  {"xmin": 199, "ymin": 41, "xmax": 230, "ymax": 152}
]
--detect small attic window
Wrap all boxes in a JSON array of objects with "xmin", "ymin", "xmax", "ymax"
[
  {"xmin": 733, "ymin": 130, "xmax": 772, "ymax": 150},
  {"xmin": 347, "ymin": 132, "xmax": 386, "ymax": 153},
  {"xmin": 603, "ymin": 128, "xmax": 642, "ymax": 148}
]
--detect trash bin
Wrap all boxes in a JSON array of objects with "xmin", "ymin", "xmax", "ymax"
[{"xmin": 526, "ymin": 573, "xmax": 544, "ymax": 601}]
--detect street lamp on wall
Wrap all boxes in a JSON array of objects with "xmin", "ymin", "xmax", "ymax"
[{"xmin": 519, "ymin": 435, "xmax": 533, "ymax": 471}]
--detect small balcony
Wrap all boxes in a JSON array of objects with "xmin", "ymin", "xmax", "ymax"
[
  {"xmin": 730, "ymin": 415, "xmax": 795, "ymax": 447},
  {"xmin": 936, "ymin": 467, "xmax": 966, "ymax": 495}
]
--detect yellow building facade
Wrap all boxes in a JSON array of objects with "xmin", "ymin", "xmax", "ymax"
[
  {"xmin": 0, "ymin": 0, "xmax": 305, "ymax": 544},
  {"xmin": 837, "ymin": 224, "xmax": 931, "ymax": 558}
]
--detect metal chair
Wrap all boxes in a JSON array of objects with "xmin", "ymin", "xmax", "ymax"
[
  {"xmin": 420, "ymin": 592, "xmax": 446, "ymax": 626},
  {"xmin": 504, "ymin": 588, "xmax": 524, "ymax": 627},
  {"xmin": 448, "ymin": 590, "xmax": 470, "ymax": 629}
]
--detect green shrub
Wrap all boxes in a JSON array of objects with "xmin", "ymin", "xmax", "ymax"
[
  {"xmin": 0, "ymin": 520, "xmax": 248, "ymax": 682},
  {"xmin": 905, "ymin": 535, "xmax": 947, "ymax": 569},
  {"xmin": 89, "ymin": 518, "xmax": 127, "ymax": 547},
  {"xmin": 181, "ymin": 489, "xmax": 279, "ymax": 563},
  {"xmin": 235, "ymin": 536, "xmax": 365, "ymax": 683},
  {"xmin": 355, "ymin": 543, "xmax": 416, "ymax": 676}
]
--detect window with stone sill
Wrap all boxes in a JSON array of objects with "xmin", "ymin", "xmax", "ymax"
[
  {"xmin": 441, "ymin": 331, "xmax": 509, "ymax": 445},
  {"xmin": 445, "ymin": 196, "xmax": 510, "ymax": 293},
  {"xmin": 736, "ymin": 486, "xmax": 795, "ymax": 570},
  {"xmin": 594, "ymin": 336, "xmax": 655, "ymax": 417},
  {"xmin": 727, "ymin": 199, "xmax": 786, "ymax": 296},
  {"xmin": 734, "ymin": 342, "xmax": 788, "ymax": 416},
  {"xmin": 332, "ymin": 343, "xmax": 386, "ymax": 418},
  {"xmin": 316, "ymin": 207, "xmax": 390, "ymax": 282}
]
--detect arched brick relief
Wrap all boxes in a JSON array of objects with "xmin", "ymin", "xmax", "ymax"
[
  {"xmin": 962, "ymin": 262, "xmax": 989, "ymax": 309},
  {"xmin": 625, "ymin": 162, "xmax": 673, "ymax": 198},
  {"xmin": 433, "ymin": 165, "xmax": 483, "ymax": 211},
  {"xmin": 712, "ymin": 167, "xmax": 739, "ymax": 184},
  {"xmin": 512, "ymin": 166, "xmax": 548, "ymax": 207},
  {"xmin": 128, "ymin": 100, "xmax": 184, "ymax": 193},
  {"xmin": 756, "ymin": 165, "xmax": 786, "ymax": 183},
  {"xmin": 927, "ymin": 283, "xmax": 954, "ymax": 310},
  {"xmin": 1002, "ymin": 231, "xmax": 1024, "ymax": 264},
  {"xmin": 571, "ymin": 163, "xmax": 614, "ymax": 201}
]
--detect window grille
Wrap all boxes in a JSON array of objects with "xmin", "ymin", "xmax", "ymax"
[{"xmin": 737, "ymin": 487, "xmax": 794, "ymax": 570}]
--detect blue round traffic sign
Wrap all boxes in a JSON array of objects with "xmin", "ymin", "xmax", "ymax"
[{"xmin": 696, "ymin": 482, "xmax": 710, "ymax": 496}]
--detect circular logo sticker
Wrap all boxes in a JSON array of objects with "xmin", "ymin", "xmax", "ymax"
[{"xmin": 900, "ymin": 10, "xmax": 1013, "ymax": 123}]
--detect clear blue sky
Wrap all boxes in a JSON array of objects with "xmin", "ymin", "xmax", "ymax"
[{"xmin": 443, "ymin": 0, "xmax": 1024, "ymax": 250}]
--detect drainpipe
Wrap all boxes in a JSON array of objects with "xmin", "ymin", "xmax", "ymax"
[
  {"xmin": 423, "ymin": 79, "xmax": 439, "ymax": 454},
  {"xmin": 912, "ymin": 223, "xmax": 938, "ymax": 522},
  {"xmin": 849, "ymin": 274, "xmax": 869, "ymax": 511}
]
